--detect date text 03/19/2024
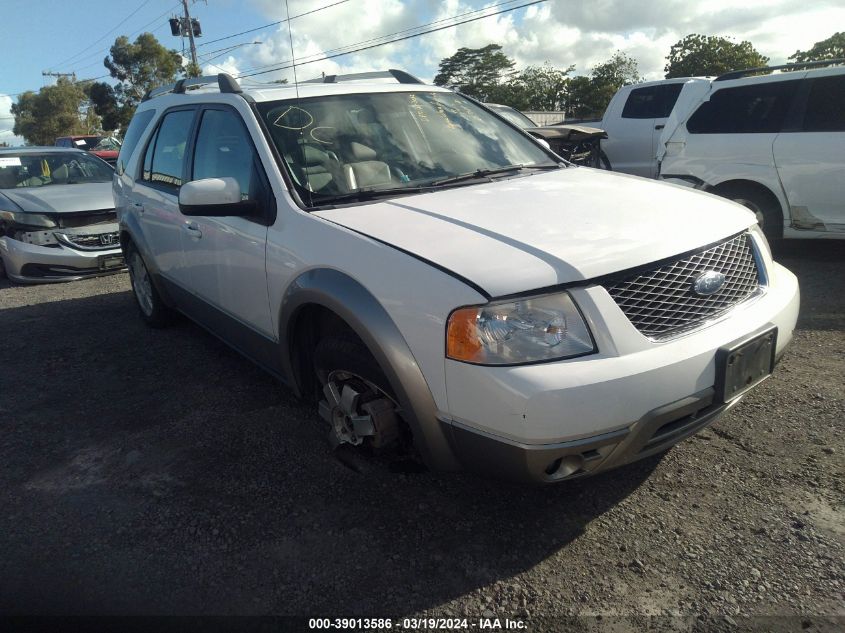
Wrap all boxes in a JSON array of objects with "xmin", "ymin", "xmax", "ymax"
[{"xmin": 308, "ymin": 618, "xmax": 528, "ymax": 630}]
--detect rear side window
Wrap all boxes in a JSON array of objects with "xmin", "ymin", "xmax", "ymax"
[
  {"xmin": 117, "ymin": 109, "xmax": 155, "ymax": 175},
  {"xmin": 141, "ymin": 109, "xmax": 194, "ymax": 187},
  {"xmin": 802, "ymin": 75, "xmax": 845, "ymax": 132},
  {"xmin": 687, "ymin": 80, "xmax": 800, "ymax": 134},
  {"xmin": 621, "ymin": 84, "xmax": 683, "ymax": 119}
]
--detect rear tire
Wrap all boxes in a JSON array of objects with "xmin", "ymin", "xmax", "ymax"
[
  {"xmin": 126, "ymin": 243, "xmax": 171, "ymax": 328},
  {"xmin": 715, "ymin": 184, "xmax": 783, "ymax": 242}
]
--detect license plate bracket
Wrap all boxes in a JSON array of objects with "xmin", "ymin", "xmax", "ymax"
[{"xmin": 715, "ymin": 325, "xmax": 777, "ymax": 403}]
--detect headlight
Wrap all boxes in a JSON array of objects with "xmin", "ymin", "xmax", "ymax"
[
  {"xmin": 446, "ymin": 292, "xmax": 596, "ymax": 365},
  {"xmin": 0, "ymin": 210, "xmax": 57, "ymax": 228}
]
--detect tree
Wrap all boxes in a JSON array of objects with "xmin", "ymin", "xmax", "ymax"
[
  {"xmin": 94, "ymin": 33, "xmax": 183, "ymax": 134},
  {"xmin": 789, "ymin": 32, "xmax": 845, "ymax": 63},
  {"xmin": 433, "ymin": 44, "xmax": 516, "ymax": 101},
  {"xmin": 665, "ymin": 34, "xmax": 768, "ymax": 78},
  {"xmin": 506, "ymin": 63, "xmax": 574, "ymax": 111},
  {"xmin": 104, "ymin": 33, "xmax": 184, "ymax": 107},
  {"xmin": 87, "ymin": 82, "xmax": 131, "ymax": 133},
  {"xmin": 564, "ymin": 52, "xmax": 643, "ymax": 118},
  {"xmin": 11, "ymin": 78, "xmax": 89, "ymax": 145}
]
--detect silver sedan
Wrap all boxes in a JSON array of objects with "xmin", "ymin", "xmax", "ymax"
[{"xmin": 0, "ymin": 147, "xmax": 124, "ymax": 283}]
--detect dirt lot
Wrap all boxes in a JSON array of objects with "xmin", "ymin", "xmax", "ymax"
[{"xmin": 0, "ymin": 241, "xmax": 842, "ymax": 631}]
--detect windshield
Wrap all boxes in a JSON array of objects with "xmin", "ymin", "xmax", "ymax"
[
  {"xmin": 490, "ymin": 105, "xmax": 537, "ymax": 129},
  {"xmin": 257, "ymin": 90, "xmax": 557, "ymax": 206},
  {"xmin": 0, "ymin": 152, "xmax": 114, "ymax": 189},
  {"xmin": 92, "ymin": 137, "xmax": 121, "ymax": 151}
]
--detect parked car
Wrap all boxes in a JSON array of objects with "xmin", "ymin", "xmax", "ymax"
[
  {"xmin": 0, "ymin": 147, "xmax": 124, "ymax": 282},
  {"xmin": 566, "ymin": 78, "xmax": 710, "ymax": 177},
  {"xmin": 485, "ymin": 103, "xmax": 607, "ymax": 168},
  {"xmin": 56, "ymin": 135, "xmax": 121, "ymax": 165},
  {"xmin": 115, "ymin": 71, "xmax": 799, "ymax": 483},
  {"xmin": 659, "ymin": 60, "xmax": 845, "ymax": 241}
]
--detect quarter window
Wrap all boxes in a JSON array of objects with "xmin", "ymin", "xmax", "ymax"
[
  {"xmin": 687, "ymin": 80, "xmax": 800, "ymax": 134},
  {"xmin": 142, "ymin": 109, "xmax": 194, "ymax": 187},
  {"xmin": 117, "ymin": 109, "xmax": 155, "ymax": 175},
  {"xmin": 802, "ymin": 75, "xmax": 845, "ymax": 132},
  {"xmin": 621, "ymin": 84, "xmax": 683, "ymax": 119}
]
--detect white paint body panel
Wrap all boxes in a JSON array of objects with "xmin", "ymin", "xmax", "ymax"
[{"xmin": 315, "ymin": 168, "xmax": 753, "ymax": 298}]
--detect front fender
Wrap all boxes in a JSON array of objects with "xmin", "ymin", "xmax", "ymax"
[{"xmin": 279, "ymin": 268, "xmax": 460, "ymax": 471}]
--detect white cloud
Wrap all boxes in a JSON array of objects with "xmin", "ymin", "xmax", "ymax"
[
  {"xmin": 232, "ymin": 0, "xmax": 844, "ymax": 84},
  {"xmin": 0, "ymin": 95, "xmax": 24, "ymax": 147}
]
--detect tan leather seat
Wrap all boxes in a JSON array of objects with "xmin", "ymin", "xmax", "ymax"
[{"xmin": 343, "ymin": 142, "xmax": 391, "ymax": 189}]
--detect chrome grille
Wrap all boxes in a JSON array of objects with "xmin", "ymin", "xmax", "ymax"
[
  {"xmin": 603, "ymin": 233, "xmax": 761, "ymax": 339},
  {"xmin": 56, "ymin": 230, "xmax": 120, "ymax": 251}
]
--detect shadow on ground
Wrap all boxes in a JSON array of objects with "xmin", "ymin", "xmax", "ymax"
[{"xmin": 0, "ymin": 287, "xmax": 660, "ymax": 616}]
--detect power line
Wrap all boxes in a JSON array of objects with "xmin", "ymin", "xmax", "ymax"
[
  {"xmin": 237, "ymin": 0, "xmax": 548, "ymax": 80},
  {"xmin": 47, "ymin": 0, "xmax": 154, "ymax": 70},
  {"xmin": 196, "ymin": 0, "xmax": 351, "ymax": 49},
  {"xmin": 233, "ymin": 0, "xmax": 528, "ymax": 77},
  {"xmin": 47, "ymin": 1, "xmax": 183, "ymax": 77}
]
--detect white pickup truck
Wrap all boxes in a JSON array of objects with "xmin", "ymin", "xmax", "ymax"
[{"xmin": 588, "ymin": 78, "xmax": 710, "ymax": 178}]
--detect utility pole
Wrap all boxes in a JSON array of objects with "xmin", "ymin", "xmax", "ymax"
[{"xmin": 181, "ymin": 0, "xmax": 198, "ymax": 69}]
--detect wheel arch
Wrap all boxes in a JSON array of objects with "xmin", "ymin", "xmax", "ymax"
[
  {"xmin": 707, "ymin": 179, "xmax": 785, "ymax": 238},
  {"xmin": 119, "ymin": 220, "xmax": 175, "ymax": 306},
  {"xmin": 278, "ymin": 268, "xmax": 460, "ymax": 471}
]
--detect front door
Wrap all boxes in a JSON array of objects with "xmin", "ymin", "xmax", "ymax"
[{"xmin": 180, "ymin": 106, "xmax": 274, "ymax": 338}]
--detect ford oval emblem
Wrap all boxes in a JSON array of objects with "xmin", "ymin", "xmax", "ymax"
[{"xmin": 692, "ymin": 270, "xmax": 726, "ymax": 296}]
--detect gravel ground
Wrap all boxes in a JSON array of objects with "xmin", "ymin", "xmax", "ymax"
[{"xmin": 0, "ymin": 241, "xmax": 842, "ymax": 631}]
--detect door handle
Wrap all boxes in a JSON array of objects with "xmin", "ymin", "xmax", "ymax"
[
  {"xmin": 655, "ymin": 124, "xmax": 665, "ymax": 130},
  {"xmin": 184, "ymin": 223, "xmax": 203, "ymax": 239}
]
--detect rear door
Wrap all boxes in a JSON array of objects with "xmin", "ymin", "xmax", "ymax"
[
  {"xmin": 180, "ymin": 105, "xmax": 275, "ymax": 337},
  {"xmin": 128, "ymin": 107, "xmax": 197, "ymax": 288},
  {"xmin": 603, "ymin": 83, "xmax": 683, "ymax": 177},
  {"xmin": 773, "ymin": 72, "xmax": 845, "ymax": 233}
]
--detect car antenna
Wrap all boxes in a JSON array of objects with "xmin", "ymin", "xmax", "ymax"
[{"xmin": 284, "ymin": 0, "xmax": 312, "ymax": 207}]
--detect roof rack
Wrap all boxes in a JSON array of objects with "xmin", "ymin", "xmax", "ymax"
[
  {"xmin": 300, "ymin": 69, "xmax": 424, "ymax": 85},
  {"xmin": 715, "ymin": 58, "xmax": 845, "ymax": 81},
  {"xmin": 142, "ymin": 73, "xmax": 243, "ymax": 101}
]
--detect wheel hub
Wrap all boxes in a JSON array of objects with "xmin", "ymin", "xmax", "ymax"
[{"xmin": 318, "ymin": 371, "xmax": 399, "ymax": 449}]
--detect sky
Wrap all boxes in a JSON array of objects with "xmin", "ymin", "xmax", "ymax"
[{"xmin": 2, "ymin": 0, "xmax": 843, "ymax": 145}]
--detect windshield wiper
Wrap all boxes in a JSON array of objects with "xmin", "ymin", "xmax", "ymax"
[
  {"xmin": 310, "ymin": 185, "xmax": 434, "ymax": 207},
  {"xmin": 430, "ymin": 163, "xmax": 560, "ymax": 187}
]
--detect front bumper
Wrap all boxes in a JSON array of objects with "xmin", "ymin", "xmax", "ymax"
[
  {"xmin": 440, "ymin": 262, "xmax": 800, "ymax": 483},
  {"xmin": 0, "ymin": 235, "xmax": 125, "ymax": 283}
]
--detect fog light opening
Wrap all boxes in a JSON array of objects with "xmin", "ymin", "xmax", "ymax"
[{"xmin": 545, "ymin": 454, "xmax": 585, "ymax": 478}]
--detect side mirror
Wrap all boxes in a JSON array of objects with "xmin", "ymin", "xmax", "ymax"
[
  {"xmin": 534, "ymin": 137, "xmax": 551, "ymax": 151},
  {"xmin": 179, "ymin": 177, "xmax": 257, "ymax": 217}
]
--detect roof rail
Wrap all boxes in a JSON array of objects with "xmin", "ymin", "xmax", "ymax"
[
  {"xmin": 715, "ymin": 58, "xmax": 845, "ymax": 81},
  {"xmin": 300, "ymin": 69, "xmax": 424, "ymax": 85},
  {"xmin": 142, "ymin": 73, "xmax": 243, "ymax": 101}
]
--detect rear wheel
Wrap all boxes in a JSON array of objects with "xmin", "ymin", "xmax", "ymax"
[
  {"xmin": 313, "ymin": 336, "xmax": 403, "ymax": 457},
  {"xmin": 126, "ymin": 244, "xmax": 171, "ymax": 328}
]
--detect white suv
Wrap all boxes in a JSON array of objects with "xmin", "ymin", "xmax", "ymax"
[
  {"xmin": 114, "ymin": 71, "xmax": 799, "ymax": 483},
  {"xmin": 660, "ymin": 60, "xmax": 845, "ymax": 240}
]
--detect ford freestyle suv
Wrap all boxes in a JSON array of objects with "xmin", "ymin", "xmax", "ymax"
[{"xmin": 114, "ymin": 71, "xmax": 800, "ymax": 483}]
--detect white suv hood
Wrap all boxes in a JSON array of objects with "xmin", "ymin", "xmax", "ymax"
[{"xmin": 314, "ymin": 168, "xmax": 754, "ymax": 297}]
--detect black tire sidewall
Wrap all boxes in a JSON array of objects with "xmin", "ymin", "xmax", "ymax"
[{"xmin": 126, "ymin": 244, "xmax": 170, "ymax": 328}]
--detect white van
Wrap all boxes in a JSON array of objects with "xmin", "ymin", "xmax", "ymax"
[{"xmin": 659, "ymin": 61, "xmax": 845, "ymax": 240}]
